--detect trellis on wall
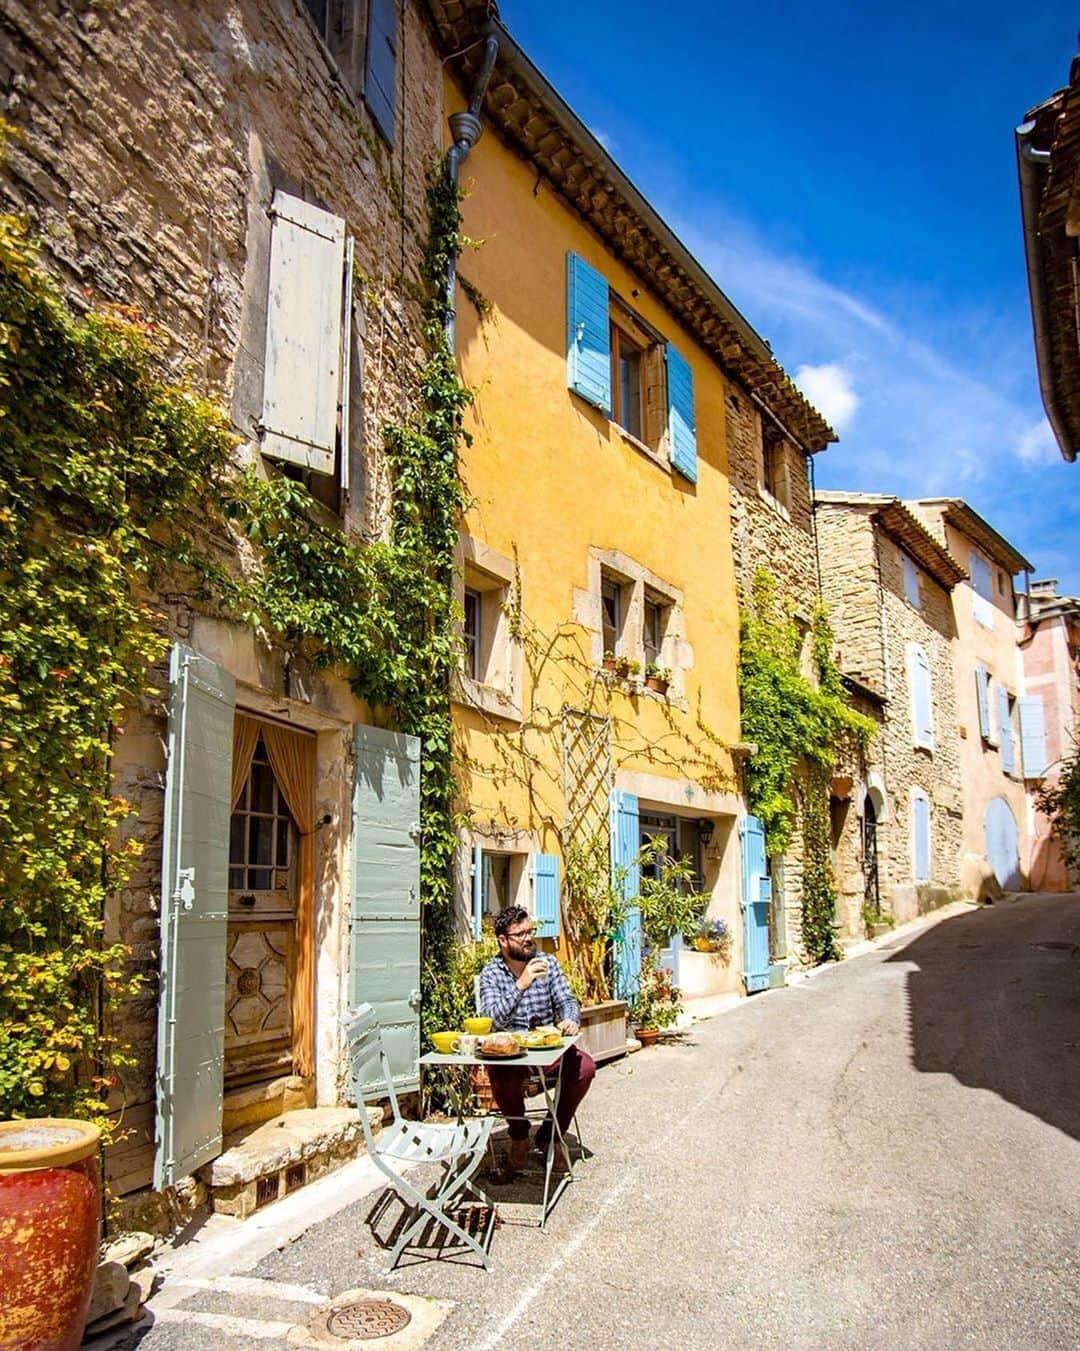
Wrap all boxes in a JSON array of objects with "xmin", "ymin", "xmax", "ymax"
[{"xmin": 561, "ymin": 706, "xmax": 612, "ymax": 859}]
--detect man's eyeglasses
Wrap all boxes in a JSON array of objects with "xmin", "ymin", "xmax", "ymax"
[{"xmin": 507, "ymin": 927, "xmax": 536, "ymax": 939}]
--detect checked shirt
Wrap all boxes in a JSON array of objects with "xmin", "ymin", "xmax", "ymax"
[{"xmin": 478, "ymin": 954, "xmax": 581, "ymax": 1031}]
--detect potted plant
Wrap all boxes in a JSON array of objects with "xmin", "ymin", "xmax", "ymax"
[
  {"xmin": 624, "ymin": 658, "xmax": 642, "ymax": 682},
  {"xmin": 627, "ymin": 961, "xmax": 681, "ymax": 1044},
  {"xmin": 644, "ymin": 663, "xmax": 670, "ymax": 695},
  {"xmin": 563, "ymin": 838, "xmax": 630, "ymax": 1062},
  {"xmin": 688, "ymin": 917, "xmax": 732, "ymax": 959},
  {"xmin": 602, "ymin": 649, "xmax": 618, "ymax": 674}
]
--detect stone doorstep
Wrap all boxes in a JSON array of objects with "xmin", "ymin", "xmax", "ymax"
[{"xmin": 199, "ymin": 1106, "xmax": 383, "ymax": 1221}]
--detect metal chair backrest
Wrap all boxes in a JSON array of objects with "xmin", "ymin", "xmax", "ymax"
[{"xmin": 341, "ymin": 1004, "xmax": 402, "ymax": 1133}]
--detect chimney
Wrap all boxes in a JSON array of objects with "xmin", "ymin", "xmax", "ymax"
[{"xmin": 1030, "ymin": 578, "xmax": 1058, "ymax": 599}]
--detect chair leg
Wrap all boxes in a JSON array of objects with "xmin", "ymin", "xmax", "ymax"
[{"xmin": 382, "ymin": 1143, "xmax": 495, "ymax": 1270}]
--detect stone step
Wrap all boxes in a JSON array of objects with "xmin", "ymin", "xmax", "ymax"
[{"xmin": 198, "ymin": 1106, "xmax": 383, "ymax": 1220}]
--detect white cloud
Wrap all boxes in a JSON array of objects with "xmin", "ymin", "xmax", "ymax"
[
  {"xmin": 793, "ymin": 362, "xmax": 860, "ymax": 432},
  {"xmin": 1016, "ymin": 418, "xmax": 1059, "ymax": 465},
  {"xmin": 591, "ymin": 126, "xmax": 618, "ymax": 154}
]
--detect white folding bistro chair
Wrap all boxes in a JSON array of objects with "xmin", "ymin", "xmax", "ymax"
[{"xmin": 342, "ymin": 1004, "xmax": 496, "ymax": 1269}]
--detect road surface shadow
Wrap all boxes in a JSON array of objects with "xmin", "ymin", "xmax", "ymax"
[{"xmin": 887, "ymin": 895, "xmax": 1080, "ymax": 1140}]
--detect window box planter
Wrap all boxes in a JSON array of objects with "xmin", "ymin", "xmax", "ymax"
[
  {"xmin": 644, "ymin": 675, "xmax": 669, "ymax": 695},
  {"xmin": 578, "ymin": 999, "xmax": 628, "ymax": 1064}
]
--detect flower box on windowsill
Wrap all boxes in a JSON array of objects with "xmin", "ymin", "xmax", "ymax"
[{"xmin": 644, "ymin": 676, "xmax": 669, "ymax": 696}]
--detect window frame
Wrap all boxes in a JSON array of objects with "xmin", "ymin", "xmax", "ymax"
[
  {"xmin": 643, "ymin": 595, "xmax": 667, "ymax": 670},
  {"xmin": 463, "ymin": 587, "xmax": 482, "ymax": 681},
  {"xmin": 901, "ymin": 552, "xmax": 922, "ymax": 609},
  {"xmin": 601, "ymin": 573, "xmax": 625, "ymax": 657}
]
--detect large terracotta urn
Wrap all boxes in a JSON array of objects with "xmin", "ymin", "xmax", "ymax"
[{"xmin": 0, "ymin": 1119, "xmax": 101, "ymax": 1351}]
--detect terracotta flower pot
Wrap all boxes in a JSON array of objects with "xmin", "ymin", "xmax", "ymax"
[
  {"xmin": 634, "ymin": 1026, "xmax": 660, "ymax": 1047},
  {"xmin": 0, "ymin": 1118, "xmax": 101, "ymax": 1351},
  {"xmin": 645, "ymin": 677, "xmax": 669, "ymax": 695}
]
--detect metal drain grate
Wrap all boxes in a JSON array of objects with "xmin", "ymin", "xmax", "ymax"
[
  {"xmin": 285, "ymin": 1163, "xmax": 306, "ymax": 1192},
  {"xmin": 326, "ymin": 1298, "xmax": 411, "ymax": 1340},
  {"xmin": 255, "ymin": 1174, "xmax": 279, "ymax": 1208}
]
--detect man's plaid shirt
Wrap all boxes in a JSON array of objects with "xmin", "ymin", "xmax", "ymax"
[{"xmin": 478, "ymin": 954, "xmax": 580, "ymax": 1031}]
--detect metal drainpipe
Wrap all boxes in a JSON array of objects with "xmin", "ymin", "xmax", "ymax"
[
  {"xmin": 1015, "ymin": 119, "xmax": 1075, "ymax": 462},
  {"xmin": 444, "ymin": 34, "xmax": 500, "ymax": 346}
]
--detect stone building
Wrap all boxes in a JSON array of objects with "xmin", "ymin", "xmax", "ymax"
[
  {"xmin": 1020, "ymin": 580, "xmax": 1080, "ymax": 890},
  {"xmin": 815, "ymin": 494, "xmax": 967, "ymax": 923},
  {"xmin": 725, "ymin": 369, "xmax": 839, "ymax": 962},
  {"xmin": 908, "ymin": 499, "xmax": 1033, "ymax": 897},
  {"xmin": 2, "ymin": 0, "xmax": 447, "ymax": 1223}
]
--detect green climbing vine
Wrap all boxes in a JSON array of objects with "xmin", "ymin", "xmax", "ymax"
[
  {"xmin": 0, "ymin": 208, "xmax": 236, "ymax": 1126},
  {"xmin": 738, "ymin": 569, "xmax": 875, "ymax": 963}
]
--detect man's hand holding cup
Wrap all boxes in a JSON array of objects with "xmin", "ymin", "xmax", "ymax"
[{"xmin": 516, "ymin": 955, "xmax": 550, "ymax": 991}]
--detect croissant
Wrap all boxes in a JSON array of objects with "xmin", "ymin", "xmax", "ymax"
[{"xmin": 480, "ymin": 1032, "xmax": 519, "ymax": 1057}]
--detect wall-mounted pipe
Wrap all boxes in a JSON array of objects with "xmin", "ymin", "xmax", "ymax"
[
  {"xmin": 1015, "ymin": 117, "xmax": 1076, "ymax": 462},
  {"xmin": 444, "ymin": 34, "xmax": 499, "ymax": 346}
]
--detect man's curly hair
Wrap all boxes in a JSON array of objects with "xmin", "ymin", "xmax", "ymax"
[{"xmin": 493, "ymin": 904, "xmax": 530, "ymax": 938}]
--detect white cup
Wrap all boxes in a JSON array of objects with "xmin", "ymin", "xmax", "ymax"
[{"xmin": 457, "ymin": 1033, "xmax": 480, "ymax": 1055}]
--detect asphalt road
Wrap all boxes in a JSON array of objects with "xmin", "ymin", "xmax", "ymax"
[{"xmin": 126, "ymin": 893, "xmax": 1080, "ymax": 1350}]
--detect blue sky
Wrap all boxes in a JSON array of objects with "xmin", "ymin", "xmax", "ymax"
[{"xmin": 500, "ymin": 1, "xmax": 1080, "ymax": 594}]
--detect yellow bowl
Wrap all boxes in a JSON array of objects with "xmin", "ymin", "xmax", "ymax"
[
  {"xmin": 430, "ymin": 1030, "xmax": 460, "ymax": 1054},
  {"xmin": 463, "ymin": 1016, "xmax": 493, "ymax": 1035}
]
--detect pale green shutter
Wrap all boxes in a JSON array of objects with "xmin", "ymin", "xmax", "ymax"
[
  {"xmin": 154, "ymin": 644, "xmax": 234, "ymax": 1190},
  {"xmin": 348, "ymin": 724, "xmax": 421, "ymax": 1099},
  {"xmin": 1019, "ymin": 696, "xmax": 1047, "ymax": 778}
]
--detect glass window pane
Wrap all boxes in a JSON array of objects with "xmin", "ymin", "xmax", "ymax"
[
  {"xmin": 249, "ymin": 868, "xmax": 272, "ymax": 891},
  {"xmin": 276, "ymin": 820, "xmax": 289, "ymax": 866},
  {"xmin": 229, "ymin": 867, "xmax": 244, "ymax": 890},
  {"xmin": 230, "ymin": 814, "xmax": 244, "ymax": 865},
  {"xmin": 250, "ymin": 816, "xmax": 273, "ymax": 867},
  {"xmin": 250, "ymin": 756, "xmax": 275, "ymax": 814}
]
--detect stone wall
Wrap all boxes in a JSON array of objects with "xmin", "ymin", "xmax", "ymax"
[
  {"xmin": 726, "ymin": 388, "xmax": 822, "ymax": 964},
  {"xmin": 1, "ymin": 0, "xmax": 445, "ymax": 1196},
  {"xmin": 817, "ymin": 504, "xmax": 963, "ymax": 924}
]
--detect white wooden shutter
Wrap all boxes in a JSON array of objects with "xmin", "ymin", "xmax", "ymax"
[
  {"xmin": 154, "ymin": 644, "xmax": 234, "ymax": 1189},
  {"xmin": 997, "ymin": 685, "xmax": 1016, "ymax": 775},
  {"xmin": 1019, "ymin": 695, "xmax": 1048, "ymax": 778},
  {"xmin": 970, "ymin": 551, "xmax": 994, "ymax": 628},
  {"xmin": 261, "ymin": 191, "xmax": 347, "ymax": 476},
  {"xmin": 912, "ymin": 794, "xmax": 931, "ymax": 883},
  {"xmin": 902, "ymin": 554, "xmax": 921, "ymax": 608}
]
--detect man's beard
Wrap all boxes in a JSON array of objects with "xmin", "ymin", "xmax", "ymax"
[{"xmin": 510, "ymin": 939, "xmax": 536, "ymax": 958}]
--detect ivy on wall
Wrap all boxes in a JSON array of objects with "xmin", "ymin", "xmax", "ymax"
[
  {"xmin": 738, "ymin": 569, "xmax": 875, "ymax": 963},
  {"xmin": 0, "ymin": 209, "xmax": 236, "ymax": 1125}
]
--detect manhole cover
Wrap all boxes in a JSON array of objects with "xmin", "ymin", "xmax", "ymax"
[{"xmin": 326, "ymin": 1298, "xmax": 412, "ymax": 1340}]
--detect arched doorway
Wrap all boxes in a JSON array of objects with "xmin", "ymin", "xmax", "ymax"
[
  {"xmin": 983, "ymin": 797, "xmax": 1020, "ymax": 890},
  {"xmin": 862, "ymin": 793, "xmax": 881, "ymax": 914}
]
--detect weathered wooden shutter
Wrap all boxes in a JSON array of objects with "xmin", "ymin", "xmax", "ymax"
[
  {"xmin": 912, "ymin": 794, "xmax": 931, "ymax": 882},
  {"xmin": 154, "ymin": 644, "xmax": 234, "ymax": 1190},
  {"xmin": 975, "ymin": 664, "xmax": 991, "ymax": 740},
  {"xmin": 261, "ymin": 191, "xmax": 347, "ymax": 476},
  {"xmin": 532, "ymin": 853, "xmax": 561, "ymax": 940},
  {"xmin": 902, "ymin": 554, "xmax": 920, "ymax": 608},
  {"xmin": 364, "ymin": 0, "xmax": 398, "ymax": 143},
  {"xmin": 997, "ymin": 685, "xmax": 1015, "ymax": 775},
  {"xmin": 970, "ymin": 551, "xmax": 993, "ymax": 627},
  {"xmin": 471, "ymin": 841, "xmax": 483, "ymax": 940},
  {"xmin": 666, "ymin": 343, "xmax": 698, "ymax": 483},
  {"xmin": 1019, "ymin": 695, "xmax": 1047, "ymax": 778},
  {"xmin": 908, "ymin": 644, "xmax": 934, "ymax": 749},
  {"xmin": 348, "ymin": 724, "xmax": 421, "ymax": 1099},
  {"xmin": 739, "ymin": 815, "xmax": 771, "ymax": 993},
  {"xmin": 567, "ymin": 251, "xmax": 612, "ymax": 415},
  {"xmin": 610, "ymin": 789, "xmax": 642, "ymax": 1002}
]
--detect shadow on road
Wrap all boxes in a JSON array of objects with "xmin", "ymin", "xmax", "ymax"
[{"xmin": 887, "ymin": 895, "xmax": 1080, "ymax": 1140}]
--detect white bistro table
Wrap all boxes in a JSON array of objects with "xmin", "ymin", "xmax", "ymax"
[{"xmin": 417, "ymin": 1034, "xmax": 580, "ymax": 1227}]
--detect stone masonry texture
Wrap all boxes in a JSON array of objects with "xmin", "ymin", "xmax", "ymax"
[{"xmin": 1, "ymin": 0, "xmax": 445, "ymax": 1195}]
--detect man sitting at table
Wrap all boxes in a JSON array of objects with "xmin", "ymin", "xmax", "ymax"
[{"xmin": 478, "ymin": 904, "xmax": 596, "ymax": 1176}]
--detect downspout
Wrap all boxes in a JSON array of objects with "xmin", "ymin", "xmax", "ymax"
[
  {"xmin": 444, "ymin": 33, "xmax": 500, "ymax": 346},
  {"xmin": 1015, "ymin": 119, "xmax": 1076, "ymax": 462}
]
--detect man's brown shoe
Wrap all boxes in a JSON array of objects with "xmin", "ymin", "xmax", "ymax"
[{"xmin": 506, "ymin": 1137, "xmax": 530, "ymax": 1174}]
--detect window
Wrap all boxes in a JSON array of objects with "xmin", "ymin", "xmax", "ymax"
[
  {"xmin": 601, "ymin": 574, "xmax": 624, "ymax": 657},
  {"xmin": 912, "ymin": 791, "xmax": 931, "ymax": 883},
  {"xmin": 481, "ymin": 851, "xmax": 513, "ymax": 917},
  {"xmin": 901, "ymin": 553, "xmax": 921, "ymax": 609},
  {"xmin": 907, "ymin": 642, "xmax": 934, "ymax": 750},
  {"xmin": 566, "ymin": 252, "xmax": 697, "ymax": 481},
  {"xmin": 463, "ymin": 588, "xmax": 481, "ymax": 680},
  {"xmin": 639, "ymin": 814, "xmax": 703, "ymax": 893},
  {"xmin": 970, "ymin": 548, "xmax": 994, "ymax": 628},
  {"xmin": 229, "ymin": 739, "xmax": 295, "ymax": 894},
  {"xmin": 762, "ymin": 424, "xmax": 783, "ymax": 501},
  {"xmin": 300, "ymin": 1, "xmax": 397, "ymax": 140},
  {"xmin": 643, "ymin": 597, "xmax": 666, "ymax": 669}
]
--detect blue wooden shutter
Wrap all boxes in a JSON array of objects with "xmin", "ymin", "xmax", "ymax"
[
  {"xmin": 471, "ymin": 842, "xmax": 483, "ymax": 939},
  {"xmin": 566, "ymin": 251, "xmax": 612, "ymax": 415},
  {"xmin": 909, "ymin": 644, "xmax": 934, "ymax": 749},
  {"xmin": 913, "ymin": 795, "xmax": 931, "ymax": 882},
  {"xmin": 261, "ymin": 192, "xmax": 347, "ymax": 476},
  {"xmin": 975, "ymin": 664, "xmax": 991, "ymax": 740},
  {"xmin": 154, "ymin": 644, "xmax": 234, "ymax": 1190},
  {"xmin": 610, "ymin": 790, "xmax": 642, "ymax": 1002},
  {"xmin": 349, "ymin": 724, "xmax": 421, "ymax": 1099},
  {"xmin": 364, "ymin": 0, "xmax": 398, "ymax": 143},
  {"xmin": 666, "ymin": 343, "xmax": 698, "ymax": 483},
  {"xmin": 997, "ymin": 686, "xmax": 1015, "ymax": 775},
  {"xmin": 1019, "ymin": 696, "xmax": 1047, "ymax": 778},
  {"xmin": 739, "ymin": 815, "xmax": 771, "ymax": 993},
  {"xmin": 984, "ymin": 797, "xmax": 1020, "ymax": 888},
  {"xmin": 533, "ymin": 852, "xmax": 561, "ymax": 939}
]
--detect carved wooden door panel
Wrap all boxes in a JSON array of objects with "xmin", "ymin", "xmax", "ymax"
[{"xmin": 226, "ymin": 738, "xmax": 297, "ymax": 1086}]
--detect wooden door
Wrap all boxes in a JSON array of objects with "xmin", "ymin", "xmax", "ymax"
[{"xmin": 226, "ymin": 737, "xmax": 297, "ymax": 1086}]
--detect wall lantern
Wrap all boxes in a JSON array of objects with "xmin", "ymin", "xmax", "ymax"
[{"xmin": 697, "ymin": 817, "xmax": 715, "ymax": 845}]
